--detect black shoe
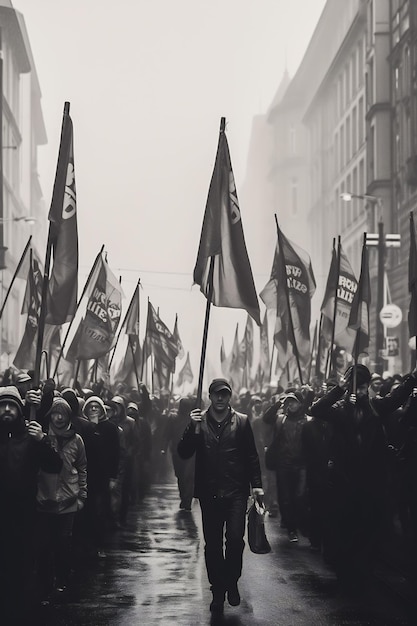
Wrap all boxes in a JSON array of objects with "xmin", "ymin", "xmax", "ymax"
[
  {"xmin": 210, "ymin": 589, "xmax": 225, "ymax": 613},
  {"xmin": 227, "ymin": 584, "xmax": 240, "ymax": 606}
]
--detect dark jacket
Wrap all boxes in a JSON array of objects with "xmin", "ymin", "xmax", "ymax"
[
  {"xmin": 309, "ymin": 373, "xmax": 417, "ymax": 496},
  {"xmin": 177, "ymin": 408, "xmax": 262, "ymax": 499},
  {"xmin": 0, "ymin": 420, "xmax": 63, "ymax": 509}
]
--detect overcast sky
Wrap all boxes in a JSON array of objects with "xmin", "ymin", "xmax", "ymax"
[{"xmin": 15, "ymin": 0, "xmax": 326, "ymax": 388}]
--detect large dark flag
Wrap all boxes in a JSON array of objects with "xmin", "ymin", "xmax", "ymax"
[
  {"xmin": 408, "ymin": 212, "xmax": 417, "ymax": 340},
  {"xmin": 348, "ymin": 236, "xmax": 371, "ymax": 355},
  {"xmin": 145, "ymin": 301, "xmax": 179, "ymax": 370},
  {"xmin": 321, "ymin": 243, "xmax": 357, "ymax": 354},
  {"xmin": 260, "ymin": 227, "xmax": 316, "ymax": 377},
  {"xmin": 46, "ymin": 103, "xmax": 78, "ymax": 325},
  {"xmin": 193, "ymin": 118, "xmax": 260, "ymax": 326}
]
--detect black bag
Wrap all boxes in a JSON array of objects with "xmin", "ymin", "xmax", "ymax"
[{"xmin": 247, "ymin": 499, "xmax": 271, "ymax": 554}]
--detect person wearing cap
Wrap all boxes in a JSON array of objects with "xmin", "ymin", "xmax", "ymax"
[
  {"xmin": 35, "ymin": 397, "xmax": 87, "ymax": 600},
  {"xmin": 177, "ymin": 377, "xmax": 263, "ymax": 614},
  {"xmin": 265, "ymin": 390, "xmax": 309, "ymax": 542},
  {"xmin": 309, "ymin": 363, "xmax": 417, "ymax": 590},
  {"xmin": 0, "ymin": 386, "xmax": 63, "ymax": 619}
]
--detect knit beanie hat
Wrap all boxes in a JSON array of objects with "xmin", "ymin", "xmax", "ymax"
[
  {"xmin": 49, "ymin": 397, "xmax": 72, "ymax": 420},
  {"xmin": 0, "ymin": 385, "xmax": 24, "ymax": 414},
  {"xmin": 83, "ymin": 395, "xmax": 106, "ymax": 420}
]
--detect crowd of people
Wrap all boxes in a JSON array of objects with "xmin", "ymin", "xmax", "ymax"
[
  {"xmin": 235, "ymin": 366, "xmax": 417, "ymax": 593},
  {"xmin": 1, "ymin": 362, "xmax": 416, "ymax": 620}
]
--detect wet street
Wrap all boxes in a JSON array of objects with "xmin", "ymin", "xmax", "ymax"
[{"xmin": 30, "ymin": 481, "xmax": 416, "ymax": 626}]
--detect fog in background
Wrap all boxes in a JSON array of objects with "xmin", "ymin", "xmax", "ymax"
[{"xmin": 15, "ymin": 0, "xmax": 326, "ymax": 388}]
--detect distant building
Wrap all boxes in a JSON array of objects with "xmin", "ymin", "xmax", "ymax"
[
  {"xmin": 243, "ymin": 0, "xmax": 417, "ymax": 375},
  {"xmin": 0, "ymin": 0, "xmax": 47, "ymax": 366}
]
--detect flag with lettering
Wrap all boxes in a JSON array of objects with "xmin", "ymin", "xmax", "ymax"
[
  {"xmin": 260, "ymin": 227, "xmax": 316, "ymax": 376},
  {"xmin": 193, "ymin": 118, "xmax": 261, "ymax": 326},
  {"xmin": 76, "ymin": 256, "xmax": 123, "ymax": 360},
  {"xmin": 46, "ymin": 103, "xmax": 78, "ymax": 325},
  {"xmin": 321, "ymin": 242, "xmax": 358, "ymax": 354},
  {"xmin": 348, "ymin": 236, "xmax": 370, "ymax": 355}
]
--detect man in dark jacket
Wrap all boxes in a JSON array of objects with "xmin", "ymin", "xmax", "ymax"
[
  {"xmin": 177, "ymin": 378, "xmax": 263, "ymax": 614},
  {"xmin": 309, "ymin": 363, "xmax": 417, "ymax": 588},
  {"xmin": 0, "ymin": 385, "xmax": 62, "ymax": 619}
]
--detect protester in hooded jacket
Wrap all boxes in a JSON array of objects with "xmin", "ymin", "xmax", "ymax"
[
  {"xmin": 36, "ymin": 397, "xmax": 87, "ymax": 601},
  {"xmin": 0, "ymin": 385, "xmax": 62, "ymax": 620},
  {"xmin": 309, "ymin": 363, "xmax": 417, "ymax": 589},
  {"xmin": 109, "ymin": 395, "xmax": 140, "ymax": 525},
  {"xmin": 126, "ymin": 401, "xmax": 151, "ymax": 504},
  {"xmin": 60, "ymin": 387, "xmax": 97, "ymax": 560},
  {"xmin": 82, "ymin": 395, "xmax": 120, "ymax": 551},
  {"xmin": 164, "ymin": 396, "xmax": 196, "ymax": 511}
]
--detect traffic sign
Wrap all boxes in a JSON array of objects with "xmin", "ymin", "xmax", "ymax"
[
  {"xmin": 379, "ymin": 304, "xmax": 402, "ymax": 328},
  {"xmin": 366, "ymin": 233, "xmax": 401, "ymax": 248}
]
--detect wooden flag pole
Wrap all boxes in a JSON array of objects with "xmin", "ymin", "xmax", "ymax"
[
  {"xmin": 195, "ymin": 255, "xmax": 215, "ymax": 431},
  {"xmin": 352, "ymin": 233, "xmax": 367, "ymax": 396},
  {"xmin": 52, "ymin": 244, "xmax": 105, "ymax": 379},
  {"xmin": 0, "ymin": 235, "xmax": 32, "ymax": 321},
  {"xmin": 329, "ymin": 237, "xmax": 340, "ymax": 377},
  {"xmin": 72, "ymin": 359, "xmax": 81, "ymax": 390},
  {"xmin": 315, "ymin": 313, "xmax": 324, "ymax": 380},
  {"xmin": 34, "ymin": 102, "xmax": 70, "ymax": 390},
  {"xmin": 307, "ymin": 320, "xmax": 318, "ymax": 383},
  {"xmin": 275, "ymin": 214, "xmax": 304, "ymax": 385},
  {"xmin": 129, "ymin": 335, "xmax": 141, "ymax": 389}
]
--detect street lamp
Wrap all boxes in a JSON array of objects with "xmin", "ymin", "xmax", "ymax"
[{"xmin": 341, "ymin": 192, "xmax": 387, "ymax": 374}]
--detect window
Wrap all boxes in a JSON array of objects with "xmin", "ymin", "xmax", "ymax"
[
  {"xmin": 346, "ymin": 117, "xmax": 351, "ymax": 162},
  {"xmin": 352, "ymin": 49, "xmax": 357, "ymax": 94},
  {"xmin": 358, "ymin": 97, "xmax": 364, "ymax": 146},
  {"xmin": 352, "ymin": 106, "xmax": 357, "ymax": 153}
]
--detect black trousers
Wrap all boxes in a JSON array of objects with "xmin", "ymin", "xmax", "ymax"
[
  {"xmin": 275, "ymin": 466, "xmax": 307, "ymax": 533},
  {"xmin": 199, "ymin": 494, "xmax": 247, "ymax": 592}
]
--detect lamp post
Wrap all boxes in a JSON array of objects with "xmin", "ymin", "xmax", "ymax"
[{"xmin": 341, "ymin": 192, "xmax": 399, "ymax": 374}]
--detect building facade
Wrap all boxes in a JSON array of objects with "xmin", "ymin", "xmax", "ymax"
[
  {"xmin": 0, "ymin": 1, "xmax": 47, "ymax": 366},
  {"xmin": 256, "ymin": 0, "xmax": 417, "ymax": 375}
]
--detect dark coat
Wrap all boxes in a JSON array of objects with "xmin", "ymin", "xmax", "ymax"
[
  {"xmin": 309, "ymin": 373, "xmax": 417, "ymax": 498},
  {"xmin": 177, "ymin": 408, "xmax": 262, "ymax": 499},
  {"xmin": 0, "ymin": 420, "xmax": 63, "ymax": 512}
]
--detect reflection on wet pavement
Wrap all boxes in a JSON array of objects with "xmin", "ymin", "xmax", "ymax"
[{"xmin": 30, "ymin": 483, "xmax": 416, "ymax": 626}]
